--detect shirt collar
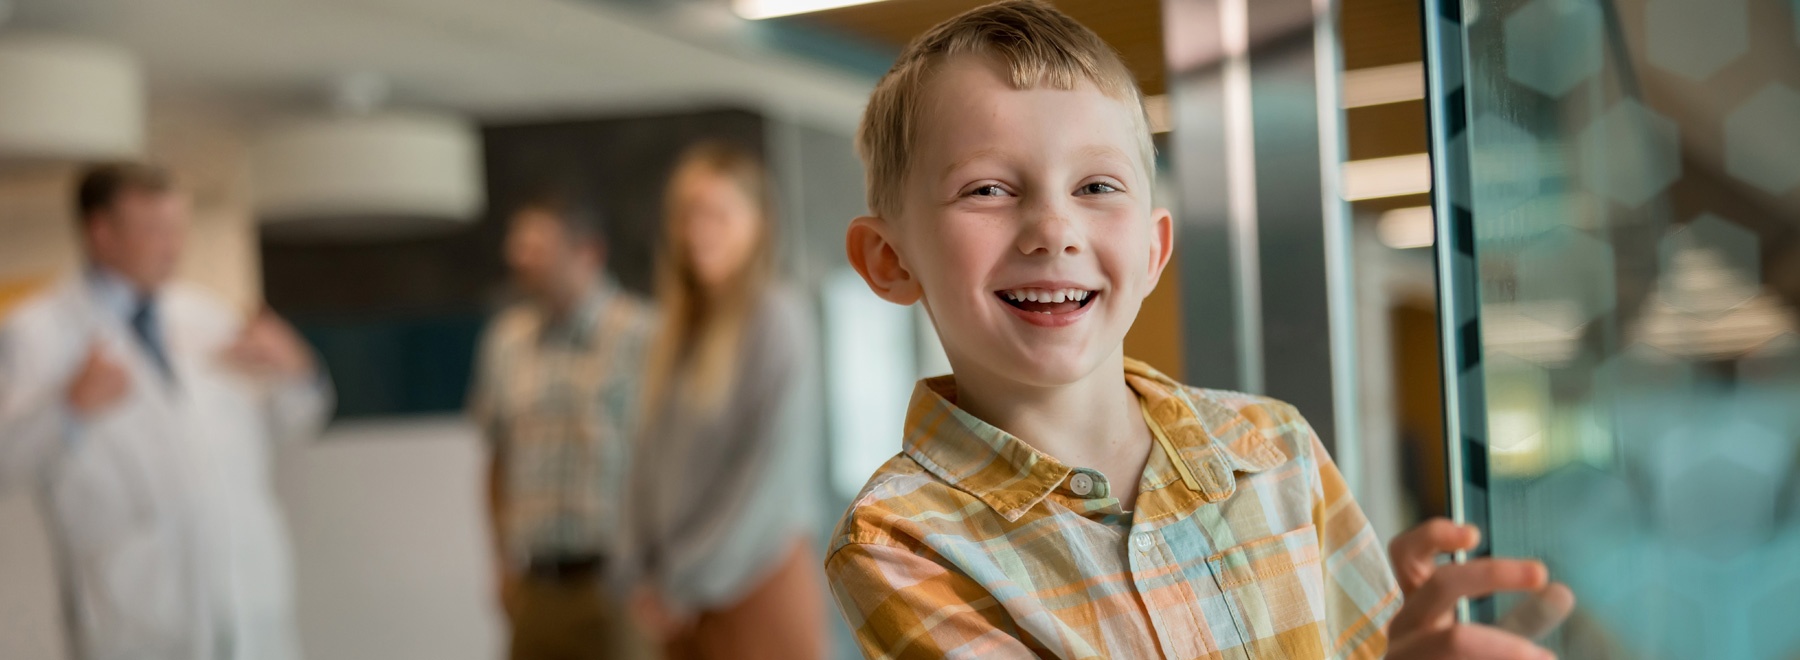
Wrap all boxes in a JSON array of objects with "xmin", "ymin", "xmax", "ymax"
[
  {"xmin": 84, "ymin": 265, "xmax": 151, "ymax": 322},
  {"xmin": 901, "ymin": 358, "xmax": 1287, "ymax": 521},
  {"xmin": 537, "ymin": 278, "xmax": 617, "ymax": 347},
  {"xmin": 1123, "ymin": 361, "xmax": 1288, "ymax": 500}
]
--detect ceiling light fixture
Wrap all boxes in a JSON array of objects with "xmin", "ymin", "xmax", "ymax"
[
  {"xmin": 0, "ymin": 34, "xmax": 144, "ymax": 162},
  {"xmin": 1342, "ymin": 62, "xmax": 1425, "ymax": 109},
  {"xmin": 732, "ymin": 0, "xmax": 886, "ymax": 20},
  {"xmin": 1343, "ymin": 153, "xmax": 1432, "ymax": 200},
  {"xmin": 251, "ymin": 73, "xmax": 482, "ymax": 240},
  {"xmin": 1376, "ymin": 205, "xmax": 1434, "ymax": 249}
]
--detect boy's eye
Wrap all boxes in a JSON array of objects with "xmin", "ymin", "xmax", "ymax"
[
  {"xmin": 1078, "ymin": 182, "xmax": 1120, "ymax": 195},
  {"xmin": 970, "ymin": 184, "xmax": 1008, "ymax": 197}
]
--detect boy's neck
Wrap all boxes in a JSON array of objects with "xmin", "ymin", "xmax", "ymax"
[{"xmin": 948, "ymin": 347, "xmax": 1154, "ymax": 502}]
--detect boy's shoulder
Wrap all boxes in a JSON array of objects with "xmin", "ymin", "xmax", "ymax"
[
  {"xmin": 827, "ymin": 451, "xmax": 983, "ymax": 559},
  {"xmin": 1181, "ymin": 385, "xmax": 1315, "ymax": 443},
  {"xmin": 1137, "ymin": 361, "xmax": 1321, "ymax": 468}
]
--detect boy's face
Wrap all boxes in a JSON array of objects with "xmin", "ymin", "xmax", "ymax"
[{"xmin": 850, "ymin": 54, "xmax": 1172, "ymax": 388}]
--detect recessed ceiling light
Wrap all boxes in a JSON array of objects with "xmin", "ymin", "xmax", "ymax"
[
  {"xmin": 1342, "ymin": 62, "xmax": 1424, "ymax": 109},
  {"xmin": 1376, "ymin": 205, "xmax": 1434, "ymax": 249},
  {"xmin": 1343, "ymin": 153, "xmax": 1432, "ymax": 201},
  {"xmin": 733, "ymin": 0, "xmax": 887, "ymax": 20}
]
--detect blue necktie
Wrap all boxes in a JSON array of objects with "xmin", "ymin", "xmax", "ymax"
[{"xmin": 130, "ymin": 296, "xmax": 173, "ymax": 380}]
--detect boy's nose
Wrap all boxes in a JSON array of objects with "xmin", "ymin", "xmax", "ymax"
[{"xmin": 1016, "ymin": 201, "xmax": 1082, "ymax": 257}]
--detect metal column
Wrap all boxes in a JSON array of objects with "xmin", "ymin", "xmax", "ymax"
[{"xmin": 1162, "ymin": 0, "xmax": 1359, "ymax": 468}]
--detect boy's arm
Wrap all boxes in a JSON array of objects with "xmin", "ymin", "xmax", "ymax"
[
  {"xmin": 1307, "ymin": 430, "xmax": 1404, "ymax": 660},
  {"xmin": 826, "ymin": 541, "xmax": 1036, "ymax": 660}
]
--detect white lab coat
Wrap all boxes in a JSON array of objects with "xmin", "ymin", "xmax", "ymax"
[{"xmin": 0, "ymin": 273, "xmax": 331, "ymax": 660}]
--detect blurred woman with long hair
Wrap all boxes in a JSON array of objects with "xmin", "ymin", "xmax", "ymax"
[{"xmin": 627, "ymin": 141, "xmax": 827, "ymax": 660}]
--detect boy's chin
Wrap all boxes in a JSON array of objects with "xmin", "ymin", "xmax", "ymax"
[{"xmin": 987, "ymin": 345, "xmax": 1118, "ymax": 389}]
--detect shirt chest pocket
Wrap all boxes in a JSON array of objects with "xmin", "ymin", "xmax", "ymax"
[{"xmin": 1206, "ymin": 524, "xmax": 1329, "ymax": 658}]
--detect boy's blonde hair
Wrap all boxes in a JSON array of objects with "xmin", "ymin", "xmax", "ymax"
[{"xmin": 857, "ymin": 0, "xmax": 1154, "ymax": 219}]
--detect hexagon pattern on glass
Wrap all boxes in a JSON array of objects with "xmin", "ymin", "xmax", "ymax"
[
  {"xmin": 1578, "ymin": 99, "xmax": 1682, "ymax": 207},
  {"xmin": 1645, "ymin": 0, "xmax": 1748, "ymax": 80},
  {"xmin": 1503, "ymin": 0, "xmax": 1604, "ymax": 97},
  {"xmin": 1462, "ymin": 1, "xmax": 1800, "ymax": 658},
  {"xmin": 1657, "ymin": 214, "xmax": 1762, "ymax": 319},
  {"xmin": 1460, "ymin": 113, "xmax": 1545, "ymax": 215},
  {"xmin": 1724, "ymin": 83, "xmax": 1800, "ymax": 194},
  {"xmin": 1516, "ymin": 226, "xmax": 1617, "ymax": 331}
]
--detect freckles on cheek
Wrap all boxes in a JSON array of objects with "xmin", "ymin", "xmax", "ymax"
[{"xmin": 936, "ymin": 239, "xmax": 998, "ymax": 304}]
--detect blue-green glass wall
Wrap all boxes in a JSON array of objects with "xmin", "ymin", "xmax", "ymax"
[{"xmin": 1449, "ymin": 0, "xmax": 1800, "ymax": 656}]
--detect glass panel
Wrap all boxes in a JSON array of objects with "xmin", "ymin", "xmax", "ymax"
[{"xmin": 1451, "ymin": 0, "xmax": 1800, "ymax": 656}]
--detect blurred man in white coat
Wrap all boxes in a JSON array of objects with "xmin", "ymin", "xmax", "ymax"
[{"xmin": 0, "ymin": 162, "xmax": 332, "ymax": 660}]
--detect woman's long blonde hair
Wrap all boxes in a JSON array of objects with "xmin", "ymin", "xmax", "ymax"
[{"xmin": 642, "ymin": 141, "xmax": 777, "ymax": 417}]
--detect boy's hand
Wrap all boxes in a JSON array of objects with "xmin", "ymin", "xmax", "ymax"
[{"xmin": 1385, "ymin": 518, "xmax": 1571, "ymax": 660}]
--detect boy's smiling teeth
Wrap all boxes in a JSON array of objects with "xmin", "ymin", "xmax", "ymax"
[
  {"xmin": 996, "ymin": 287, "xmax": 1097, "ymax": 316},
  {"xmin": 1000, "ymin": 288, "xmax": 1091, "ymax": 304}
]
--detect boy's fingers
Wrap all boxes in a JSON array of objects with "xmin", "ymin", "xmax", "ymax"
[
  {"xmin": 1391, "ymin": 622, "xmax": 1554, "ymax": 660},
  {"xmin": 1389, "ymin": 518, "xmax": 1478, "ymax": 593},
  {"xmin": 1388, "ymin": 559, "xmax": 1548, "ymax": 635},
  {"xmin": 1496, "ymin": 582, "xmax": 1576, "ymax": 642}
]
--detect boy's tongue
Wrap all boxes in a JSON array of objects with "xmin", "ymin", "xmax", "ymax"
[{"xmin": 1015, "ymin": 299, "xmax": 1083, "ymax": 314}]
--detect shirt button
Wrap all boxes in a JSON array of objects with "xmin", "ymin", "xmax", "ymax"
[
  {"xmin": 1068, "ymin": 472, "xmax": 1095, "ymax": 497},
  {"xmin": 1134, "ymin": 532, "xmax": 1154, "ymax": 551}
]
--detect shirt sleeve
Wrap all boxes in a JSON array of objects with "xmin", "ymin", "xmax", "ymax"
[
  {"xmin": 1308, "ymin": 429, "xmax": 1402, "ymax": 660},
  {"xmin": 265, "ymin": 369, "xmax": 334, "ymax": 446},
  {"xmin": 826, "ymin": 540, "xmax": 1037, "ymax": 660},
  {"xmin": 466, "ymin": 319, "xmax": 508, "ymax": 449}
]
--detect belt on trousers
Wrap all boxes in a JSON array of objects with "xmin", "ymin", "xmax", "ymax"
[{"xmin": 525, "ymin": 554, "xmax": 606, "ymax": 581}]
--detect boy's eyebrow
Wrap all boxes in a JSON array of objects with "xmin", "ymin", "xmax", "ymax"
[
  {"xmin": 938, "ymin": 145, "xmax": 1137, "ymax": 181},
  {"xmin": 940, "ymin": 148, "xmax": 1005, "ymax": 181},
  {"xmin": 1074, "ymin": 144, "xmax": 1135, "ymax": 170}
]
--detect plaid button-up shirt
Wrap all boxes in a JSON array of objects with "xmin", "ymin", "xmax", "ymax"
[
  {"xmin": 826, "ymin": 359, "xmax": 1400, "ymax": 659},
  {"xmin": 471, "ymin": 282, "xmax": 654, "ymax": 564}
]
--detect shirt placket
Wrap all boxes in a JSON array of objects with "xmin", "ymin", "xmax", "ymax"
[
  {"xmin": 543, "ymin": 344, "xmax": 580, "ymax": 553},
  {"xmin": 1129, "ymin": 389, "xmax": 1255, "ymax": 660},
  {"xmin": 1125, "ymin": 518, "xmax": 1171, "ymax": 656},
  {"xmin": 1051, "ymin": 463, "xmax": 1201, "ymax": 660}
]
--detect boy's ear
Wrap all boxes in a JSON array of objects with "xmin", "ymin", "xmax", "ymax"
[
  {"xmin": 1144, "ymin": 207, "xmax": 1175, "ymax": 295},
  {"xmin": 846, "ymin": 216, "xmax": 923, "ymax": 305}
]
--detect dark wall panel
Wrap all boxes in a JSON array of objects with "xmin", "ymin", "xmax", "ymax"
[{"xmin": 261, "ymin": 108, "xmax": 768, "ymax": 418}]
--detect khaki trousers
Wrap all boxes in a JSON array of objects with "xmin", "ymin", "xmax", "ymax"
[{"xmin": 509, "ymin": 577, "xmax": 657, "ymax": 660}]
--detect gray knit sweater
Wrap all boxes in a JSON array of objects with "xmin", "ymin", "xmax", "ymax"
[{"xmin": 624, "ymin": 287, "xmax": 823, "ymax": 614}]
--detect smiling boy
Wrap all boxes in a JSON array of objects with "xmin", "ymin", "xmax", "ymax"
[{"xmin": 825, "ymin": 2, "xmax": 1562, "ymax": 659}]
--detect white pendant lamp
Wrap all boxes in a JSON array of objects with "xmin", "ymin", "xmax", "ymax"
[
  {"xmin": 253, "ymin": 74, "xmax": 483, "ymax": 240},
  {"xmin": 0, "ymin": 34, "xmax": 145, "ymax": 162}
]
